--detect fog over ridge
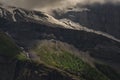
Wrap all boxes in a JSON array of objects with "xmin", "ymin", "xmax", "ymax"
[{"xmin": 0, "ymin": 0, "xmax": 120, "ymax": 13}]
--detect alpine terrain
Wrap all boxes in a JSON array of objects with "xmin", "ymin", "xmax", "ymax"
[{"xmin": 0, "ymin": 3, "xmax": 120, "ymax": 80}]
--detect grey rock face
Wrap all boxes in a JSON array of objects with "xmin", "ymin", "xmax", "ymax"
[{"xmin": 53, "ymin": 3, "xmax": 120, "ymax": 39}]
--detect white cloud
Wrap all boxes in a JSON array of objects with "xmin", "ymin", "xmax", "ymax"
[{"xmin": 0, "ymin": 0, "xmax": 120, "ymax": 13}]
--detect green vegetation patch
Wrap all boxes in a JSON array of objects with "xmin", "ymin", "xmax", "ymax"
[
  {"xmin": 32, "ymin": 43, "xmax": 109, "ymax": 80},
  {"xmin": 16, "ymin": 52, "xmax": 28, "ymax": 61}
]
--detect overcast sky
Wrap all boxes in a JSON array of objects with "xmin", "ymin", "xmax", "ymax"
[{"xmin": 0, "ymin": 0, "xmax": 120, "ymax": 12}]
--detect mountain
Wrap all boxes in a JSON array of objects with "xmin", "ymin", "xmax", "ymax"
[
  {"xmin": 0, "ymin": 4, "xmax": 120, "ymax": 80},
  {"xmin": 0, "ymin": 31, "xmax": 78, "ymax": 80},
  {"xmin": 53, "ymin": 3, "xmax": 120, "ymax": 39}
]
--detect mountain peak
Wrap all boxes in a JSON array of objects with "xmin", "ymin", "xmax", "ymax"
[
  {"xmin": 0, "ymin": 5, "xmax": 75, "ymax": 29},
  {"xmin": 0, "ymin": 4, "xmax": 120, "ymax": 43}
]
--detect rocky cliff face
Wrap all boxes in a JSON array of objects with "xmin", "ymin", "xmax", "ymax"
[{"xmin": 53, "ymin": 3, "xmax": 120, "ymax": 39}]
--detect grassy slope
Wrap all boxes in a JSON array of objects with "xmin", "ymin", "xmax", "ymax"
[
  {"xmin": 0, "ymin": 32, "xmax": 119, "ymax": 80},
  {"xmin": 0, "ymin": 32, "xmax": 78, "ymax": 80},
  {"xmin": 31, "ymin": 40, "xmax": 112, "ymax": 80}
]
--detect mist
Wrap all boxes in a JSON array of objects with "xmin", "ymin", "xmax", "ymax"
[{"xmin": 0, "ymin": 0, "xmax": 120, "ymax": 13}]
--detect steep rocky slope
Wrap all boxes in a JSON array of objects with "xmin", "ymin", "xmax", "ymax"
[
  {"xmin": 0, "ymin": 4, "xmax": 120, "ymax": 80},
  {"xmin": 53, "ymin": 3, "xmax": 120, "ymax": 39}
]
